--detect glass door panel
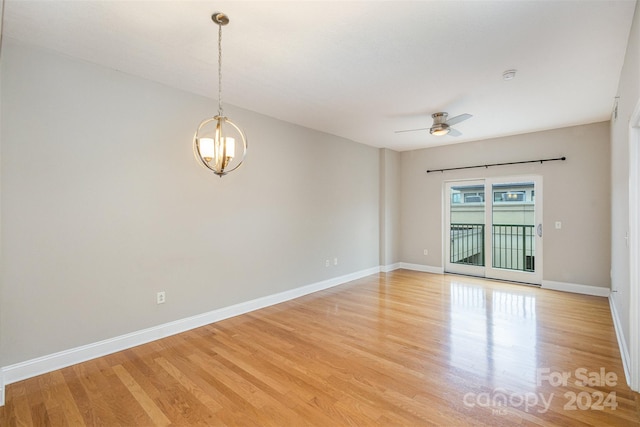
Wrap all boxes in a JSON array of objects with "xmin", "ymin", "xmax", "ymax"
[
  {"xmin": 486, "ymin": 177, "xmax": 543, "ymax": 284},
  {"xmin": 445, "ymin": 181, "xmax": 486, "ymax": 277}
]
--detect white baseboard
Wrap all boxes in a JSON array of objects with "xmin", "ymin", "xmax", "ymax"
[
  {"xmin": 541, "ymin": 280, "xmax": 611, "ymax": 297},
  {"xmin": 398, "ymin": 262, "xmax": 444, "ymax": 274},
  {"xmin": 0, "ymin": 266, "xmax": 380, "ymax": 399},
  {"xmin": 381, "ymin": 262, "xmax": 401, "ymax": 273},
  {"xmin": 609, "ymin": 296, "xmax": 632, "ymax": 387}
]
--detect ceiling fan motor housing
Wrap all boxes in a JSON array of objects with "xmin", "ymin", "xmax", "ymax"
[{"xmin": 431, "ymin": 112, "xmax": 448, "ymax": 124}]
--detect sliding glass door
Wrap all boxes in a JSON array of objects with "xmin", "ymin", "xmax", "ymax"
[{"xmin": 444, "ymin": 176, "xmax": 543, "ymax": 284}]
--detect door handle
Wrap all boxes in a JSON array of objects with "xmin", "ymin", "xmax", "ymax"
[{"xmin": 537, "ymin": 224, "xmax": 543, "ymax": 237}]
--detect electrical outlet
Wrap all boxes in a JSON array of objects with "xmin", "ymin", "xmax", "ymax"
[
  {"xmin": 156, "ymin": 291, "xmax": 166, "ymax": 304},
  {"xmin": 325, "ymin": 259, "xmax": 330, "ymax": 267},
  {"xmin": 334, "ymin": 257, "xmax": 338, "ymax": 265},
  {"xmin": 423, "ymin": 249, "xmax": 429, "ymax": 256},
  {"xmin": 555, "ymin": 221, "xmax": 562, "ymax": 229}
]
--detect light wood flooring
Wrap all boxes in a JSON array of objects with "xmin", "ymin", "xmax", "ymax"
[{"xmin": 1, "ymin": 270, "xmax": 639, "ymax": 426}]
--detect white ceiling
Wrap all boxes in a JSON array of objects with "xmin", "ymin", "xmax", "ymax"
[{"xmin": 2, "ymin": 0, "xmax": 636, "ymax": 151}]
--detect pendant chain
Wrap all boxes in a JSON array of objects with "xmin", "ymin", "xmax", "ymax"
[{"xmin": 217, "ymin": 22, "xmax": 224, "ymax": 117}]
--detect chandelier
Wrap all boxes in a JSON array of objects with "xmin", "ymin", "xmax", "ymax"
[{"xmin": 193, "ymin": 12, "xmax": 247, "ymax": 177}]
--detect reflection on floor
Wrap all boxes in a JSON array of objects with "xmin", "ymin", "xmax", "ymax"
[{"xmin": 449, "ymin": 281, "xmax": 538, "ymax": 386}]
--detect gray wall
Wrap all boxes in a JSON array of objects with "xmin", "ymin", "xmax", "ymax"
[
  {"xmin": 400, "ymin": 122, "xmax": 611, "ymax": 288},
  {"xmin": 379, "ymin": 148, "xmax": 401, "ymax": 267},
  {"xmin": 0, "ymin": 40, "xmax": 380, "ymax": 366},
  {"xmin": 610, "ymin": 1, "xmax": 639, "ymax": 352},
  {"xmin": 0, "ymin": 17, "xmax": 4, "ymax": 390}
]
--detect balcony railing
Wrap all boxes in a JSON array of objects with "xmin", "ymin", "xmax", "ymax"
[
  {"xmin": 450, "ymin": 223, "xmax": 535, "ymax": 272},
  {"xmin": 492, "ymin": 224, "xmax": 535, "ymax": 272},
  {"xmin": 450, "ymin": 224, "xmax": 485, "ymax": 266}
]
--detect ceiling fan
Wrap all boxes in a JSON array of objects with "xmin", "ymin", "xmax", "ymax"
[{"xmin": 395, "ymin": 112, "xmax": 472, "ymax": 137}]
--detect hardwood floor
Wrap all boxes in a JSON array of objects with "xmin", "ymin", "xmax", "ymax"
[{"xmin": 1, "ymin": 270, "xmax": 639, "ymax": 426}]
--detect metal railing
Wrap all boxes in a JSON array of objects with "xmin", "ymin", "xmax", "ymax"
[
  {"xmin": 492, "ymin": 224, "xmax": 535, "ymax": 272},
  {"xmin": 450, "ymin": 224, "xmax": 485, "ymax": 266},
  {"xmin": 450, "ymin": 223, "xmax": 535, "ymax": 272}
]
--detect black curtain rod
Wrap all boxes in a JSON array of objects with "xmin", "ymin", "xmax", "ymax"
[{"xmin": 426, "ymin": 156, "xmax": 566, "ymax": 174}]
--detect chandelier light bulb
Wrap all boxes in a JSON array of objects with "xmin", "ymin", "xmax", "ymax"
[{"xmin": 199, "ymin": 138, "xmax": 215, "ymax": 162}]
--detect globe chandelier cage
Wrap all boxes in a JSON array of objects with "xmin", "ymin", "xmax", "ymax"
[{"xmin": 193, "ymin": 12, "xmax": 247, "ymax": 177}]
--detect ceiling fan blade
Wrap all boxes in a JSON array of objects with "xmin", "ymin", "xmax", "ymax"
[
  {"xmin": 445, "ymin": 113, "xmax": 472, "ymax": 126},
  {"xmin": 448, "ymin": 128, "xmax": 462, "ymax": 137},
  {"xmin": 394, "ymin": 127, "xmax": 430, "ymax": 134}
]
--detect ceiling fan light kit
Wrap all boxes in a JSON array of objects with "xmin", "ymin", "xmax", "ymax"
[{"xmin": 429, "ymin": 112, "xmax": 451, "ymax": 136}]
